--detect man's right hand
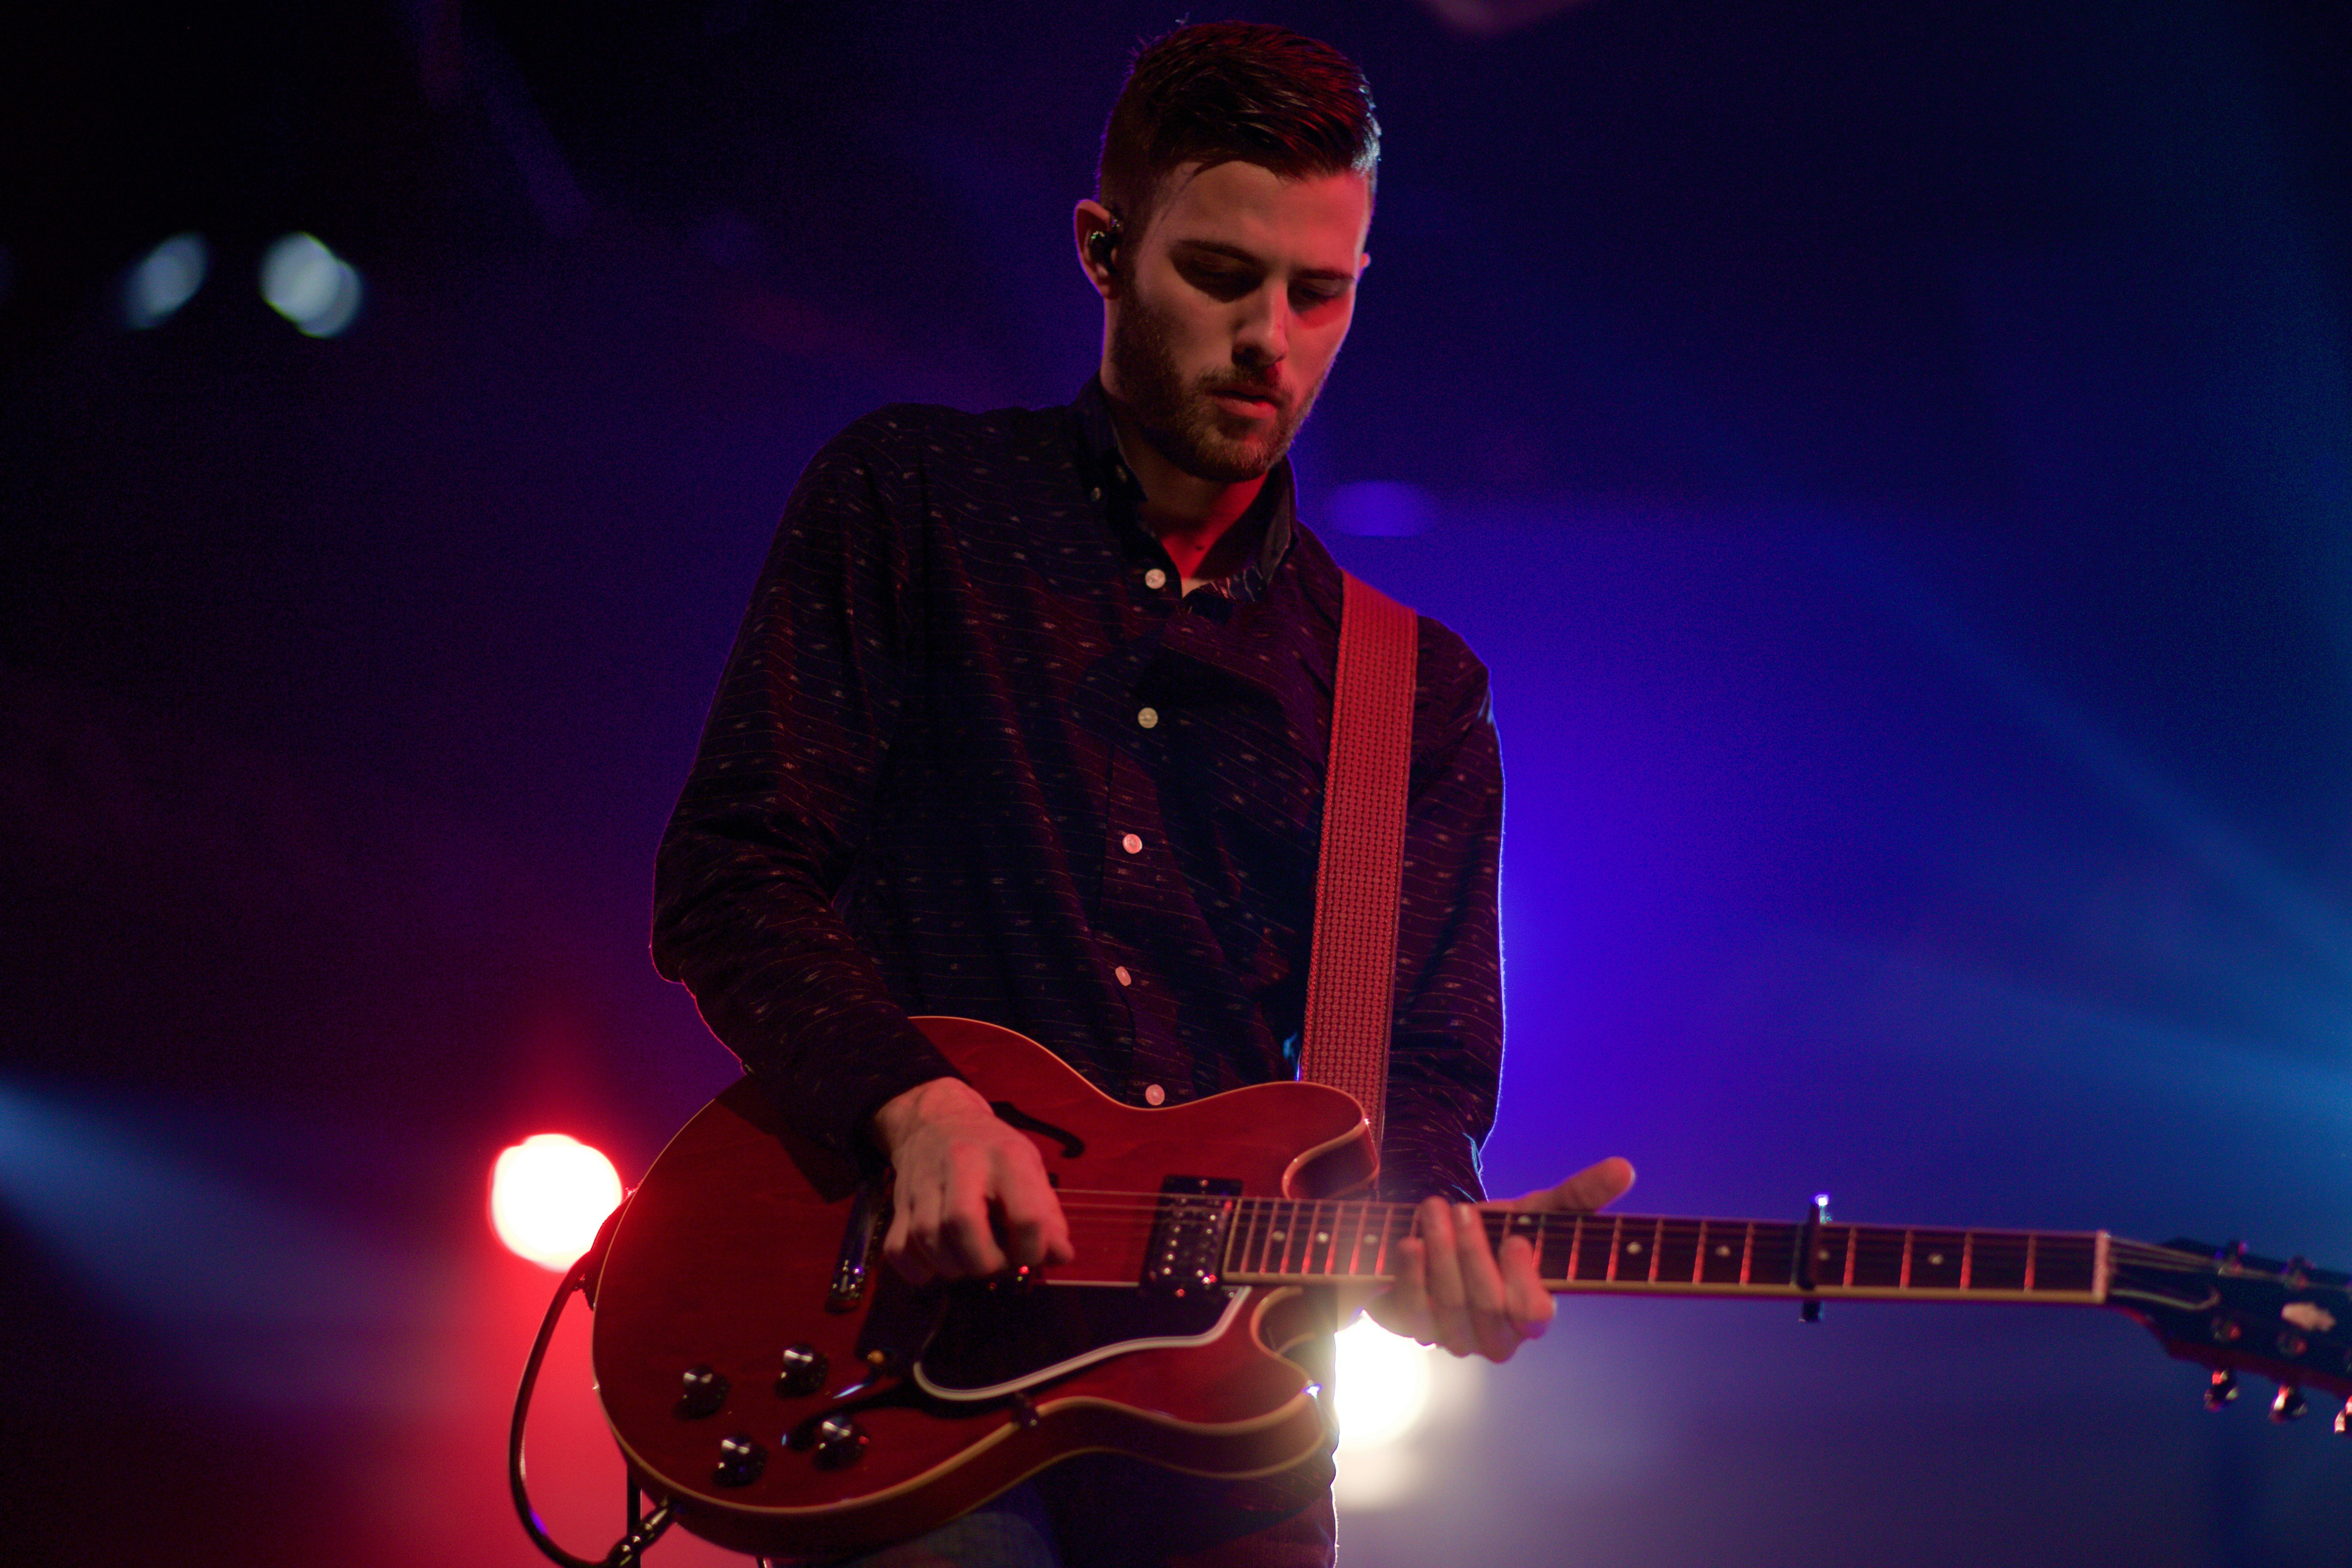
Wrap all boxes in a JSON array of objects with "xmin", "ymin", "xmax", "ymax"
[{"xmin": 870, "ymin": 1075, "xmax": 1076, "ymax": 1286}]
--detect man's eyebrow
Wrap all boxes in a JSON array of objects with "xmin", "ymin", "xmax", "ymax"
[{"xmin": 1168, "ymin": 238, "xmax": 1357, "ymax": 282}]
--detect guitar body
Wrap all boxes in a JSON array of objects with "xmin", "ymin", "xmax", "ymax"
[{"xmin": 589, "ymin": 1017, "xmax": 1376, "ymax": 1559}]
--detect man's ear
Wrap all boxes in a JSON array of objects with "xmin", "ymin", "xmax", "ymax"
[{"xmin": 1073, "ymin": 199, "xmax": 1121, "ymax": 299}]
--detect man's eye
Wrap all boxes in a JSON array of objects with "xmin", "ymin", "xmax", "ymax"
[
  {"xmin": 1292, "ymin": 285, "xmax": 1346, "ymax": 311},
  {"xmin": 1182, "ymin": 263, "xmax": 1257, "ymax": 298}
]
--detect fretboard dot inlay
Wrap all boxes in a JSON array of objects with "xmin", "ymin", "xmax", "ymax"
[
  {"xmin": 1928, "ymin": 1253, "xmax": 1944, "ymax": 1265},
  {"xmin": 1626, "ymin": 1242, "xmax": 1644, "ymax": 1254},
  {"xmin": 1714, "ymin": 1245, "xmax": 1731, "ymax": 1256}
]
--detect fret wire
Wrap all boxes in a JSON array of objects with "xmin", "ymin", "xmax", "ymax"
[
  {"xmin": 1562, "ymin": 1213, "xmax": 1583, "ymax": 1283},
  {"xmin": 2023, "ymin": 1231, "xmax": 2037, "ymax": 1293},
  {"xmin": 1899, "ymin": 1227, "xmax": 1913, "ymax": 1291},
  {"xmin": 1606, "ymin": 1214, "xmax": 1625, "ymax": 1283},
  {"xmin": 1960, "ymin": 1231, "xmax": 1974, "ymax": 1290},
  {"xmin": 1690, "ymin": 1218, "xmax": 1707, "ymax": 1286},
  {"xmin": 1739, "ymin": 1220, "xmax": 1754, "ymax": 1286}
]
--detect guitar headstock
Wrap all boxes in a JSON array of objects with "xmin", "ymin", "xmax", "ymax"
[{"xmin": 2107, "ymin": 1236, "xmax": 2352, "ymax": 1425}]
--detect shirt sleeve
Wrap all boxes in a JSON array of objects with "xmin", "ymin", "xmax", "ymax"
[
  {"xmin": 651, "ymin": 416, "xmax": 962, "ymax": 1163},
  {"xmin": 1373, "ymin": 625, "xmax": 1505, "ymax": 1207}
]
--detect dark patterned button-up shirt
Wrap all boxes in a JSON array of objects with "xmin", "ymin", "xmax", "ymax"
[{"xmin": 652, "ymin": 381, "xmax": 1504, "ymax": 1203}]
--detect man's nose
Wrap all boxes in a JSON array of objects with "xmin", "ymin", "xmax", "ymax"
[{"xmin": 1233, "ymin": 288, "xmax": 1289, "ymax": 368}]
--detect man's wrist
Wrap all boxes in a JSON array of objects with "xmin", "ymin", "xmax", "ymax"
[{"xmin": 870, "ymin": 1074, "xmax": 986, "ymax": 1157}]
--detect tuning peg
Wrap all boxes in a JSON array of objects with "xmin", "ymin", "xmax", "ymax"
[
  {"xmin": 2204, "ymin": 1369, "xmax": 2238, "ymax": 1411},
  {"xmin": 2336, "ymin": 1397, "xmax": 2351, "ymax": 1436},
  {"xmin": 2270, "ymin": 1384, "xmax": 2308, "ymax": 1423}
]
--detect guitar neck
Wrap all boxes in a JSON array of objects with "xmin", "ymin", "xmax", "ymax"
[{"xmin": 1215, "ymin": 1199, "xmax": 2111, "ymax": 1304}]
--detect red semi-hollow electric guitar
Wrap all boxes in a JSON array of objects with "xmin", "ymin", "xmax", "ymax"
[{"xmin": 584, "ymin": 1017, "xmax": 2351, "ymax": 1560}]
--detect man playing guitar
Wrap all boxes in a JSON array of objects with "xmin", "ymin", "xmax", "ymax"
[{"xmin": 652, "ymin": 23, "xmax": 1631, "ymax": 1565}]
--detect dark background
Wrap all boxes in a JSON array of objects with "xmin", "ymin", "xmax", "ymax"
[{"xmin": 4, "ymin": 2, "xmax": 2350, "ymax": 1563}]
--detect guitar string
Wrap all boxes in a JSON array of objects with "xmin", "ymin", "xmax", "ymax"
[
  {"xmin": 1019, "ymin": 1225, "xmax": 2223, "ymax": 1290},
  {"xmin": 1006, "ymin": 1189, "xmax": 2226, "ymax": 1274},
  {"xmin": 1025, "ymin": 1210, "xmax": 2223, "ymax": 1285}
]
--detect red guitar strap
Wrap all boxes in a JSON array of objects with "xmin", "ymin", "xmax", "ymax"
[{"xmin": 1297, "ymin": 571, "xmax": 1418, "ymax": 1152}]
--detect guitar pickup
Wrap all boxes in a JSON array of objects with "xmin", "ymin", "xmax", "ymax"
[{"xmin": 1142, "ymin": 1177, "xmax": 1242, "ymax": 1295}]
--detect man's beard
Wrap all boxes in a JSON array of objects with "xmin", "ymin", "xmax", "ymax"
[{"xmin": 1107, "ymin": 289, "xmax": 1324, "ymax": 484}]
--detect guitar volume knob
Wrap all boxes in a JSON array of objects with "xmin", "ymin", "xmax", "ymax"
[
  {"xmin": 713, "ymin": 1433, "xmax": 766, "ymax": 1487},
  {"xmin": 811, "ymin": 1413, "xmax": 867, "ymax": 1470},
  {"xmin": 676, "ymin": 1364, "xmax": 729, "ymax": 1419},
  {"xmin": 778, "ymin": 1344, "xmax": 830, "ymax": 1398}
]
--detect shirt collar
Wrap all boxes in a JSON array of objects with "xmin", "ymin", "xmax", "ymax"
[{"xmin": 1070, "ymin": 378, "xmax": 1295, "ymax": 608}]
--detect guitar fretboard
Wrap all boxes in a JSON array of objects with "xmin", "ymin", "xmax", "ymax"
[{"xmin": 1216, "ymin": 1200, "xmax": 2109, "ymax": 1302}]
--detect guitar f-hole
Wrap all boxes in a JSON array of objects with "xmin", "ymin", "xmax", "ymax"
[{"xmin": 989, "ymin": 1100, "xmax": 1086, "ymax": 1159}]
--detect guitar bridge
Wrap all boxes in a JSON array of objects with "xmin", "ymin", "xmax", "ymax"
[{"xmin": 1142, "ymin": 1176, "xmax": 1242, "ymax": 1295}]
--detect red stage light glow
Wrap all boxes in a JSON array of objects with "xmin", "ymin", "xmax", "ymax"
[{"xmin": 491, "ymin": 1133, "xmax": 622, "ymax": 1270}]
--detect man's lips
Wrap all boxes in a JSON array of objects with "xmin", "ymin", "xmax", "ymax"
[{"xmin": 1207, "ymin": 386, "xmax": 1280, "ymax": 417}]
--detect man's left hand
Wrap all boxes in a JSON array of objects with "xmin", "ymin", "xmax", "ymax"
[{"xmin": 1365, "ymin": 1157, "xmax": 1635, "ymax": 1362}]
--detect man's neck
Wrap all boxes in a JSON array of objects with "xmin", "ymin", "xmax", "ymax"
[{"xmin": 1105, "ymin": 396, "xmax": 1267, "ymax": 590}]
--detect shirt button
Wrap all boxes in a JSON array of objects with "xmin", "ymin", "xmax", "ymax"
[
  {"xmin": 1144, "ymin": 568, "xmax": 1167, "ymax": 591},
  {"xmin": 1090, "ymin": 487, "xmax": 1103, "ymax": 502},
  {"xmin": 1136, "ymin": 707, "xmax": 1158, "ymax": 729},
  {"xmin": 1114, "ymin": 965, "xmax": 1133, "ymax": 986},
  {"xmin": 1143, "ymin": 1084, "xmax": 1166, "ymax": 1106},
  {"xmin": 1121, "ymin": 832, "xmax": 1143, "ymax": 855}
]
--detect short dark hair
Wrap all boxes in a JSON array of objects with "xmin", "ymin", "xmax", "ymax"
[{"xmin": 1097, "ymin": 22, "xmax": 1380, "ymax": 243}]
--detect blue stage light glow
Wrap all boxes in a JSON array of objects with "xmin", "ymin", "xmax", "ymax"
[
  {"xmin": 125, "ymin": 233, "xmax": 208, "ymax": 328},
  {"xmin": 1328, "ymin": 481, "xmax": 1436, "ymax": 537},
  {"xmin": 0, "ymin": 1082, "xmax": 439, "ymax": 1410},
  {"xmin": 260, "ymin": 233, "xmax": 364, "ymax": 337}
]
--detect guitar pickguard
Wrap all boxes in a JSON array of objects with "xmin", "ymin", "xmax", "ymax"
[{"xmin": 913, "ymin": 1282, "xmax": 1247, "ymax": 1402}]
